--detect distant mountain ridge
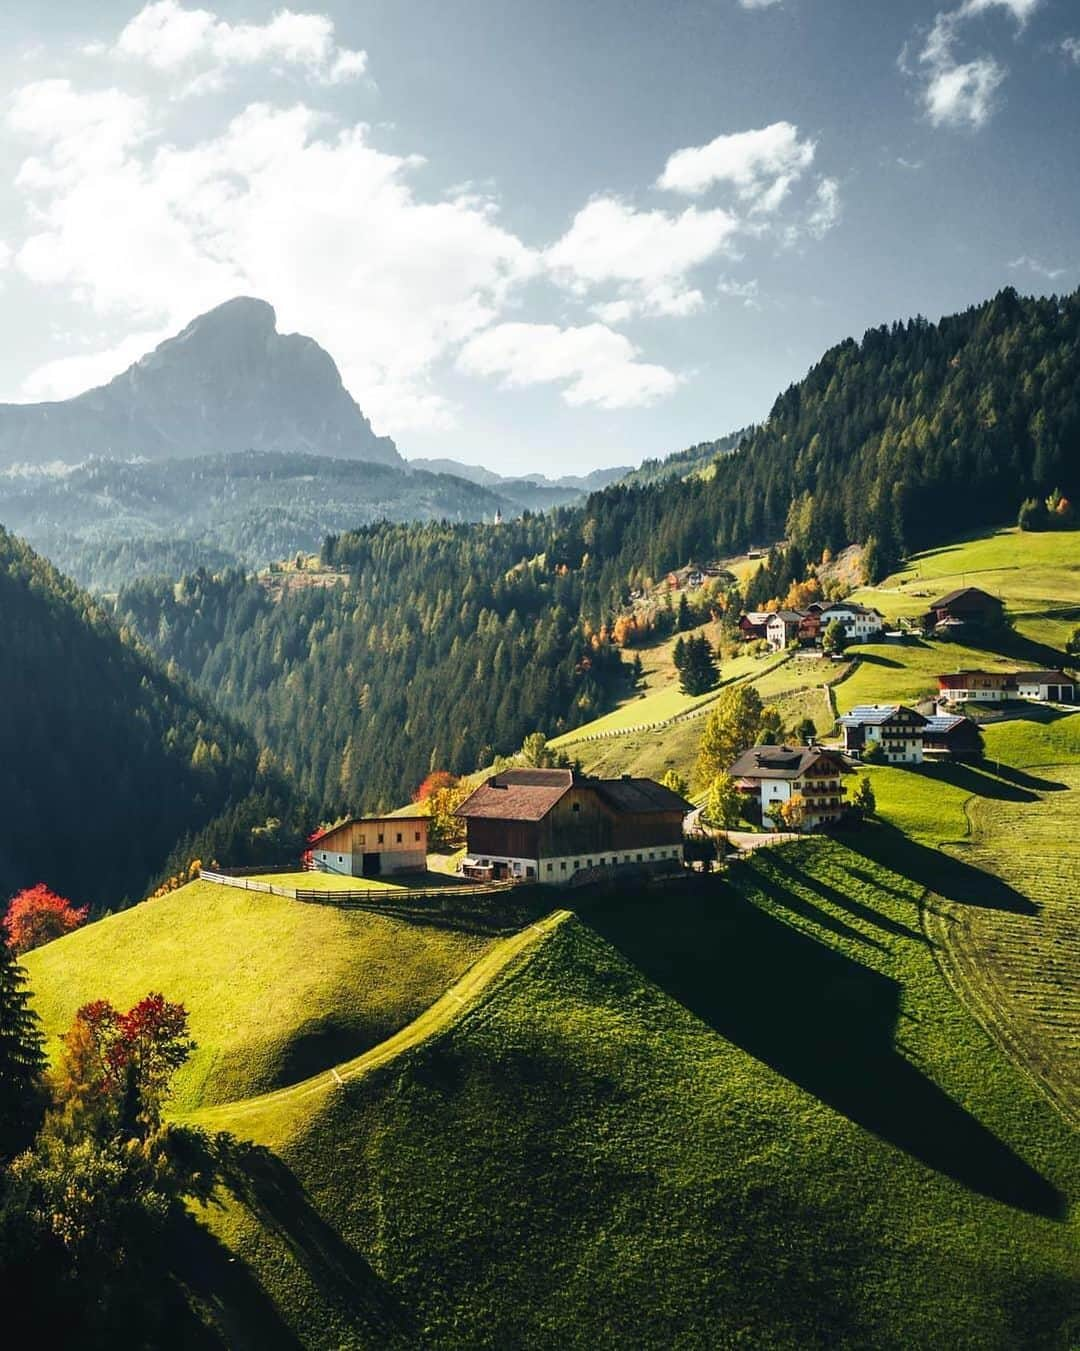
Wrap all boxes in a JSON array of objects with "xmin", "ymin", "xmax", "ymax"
[
  {"xmin": 407, "ymin": 458, "xmax": 630, "ymax": 510},
  {"xmin": 0, "ymin": 297, "xmax": 401, "ymax": 468}
]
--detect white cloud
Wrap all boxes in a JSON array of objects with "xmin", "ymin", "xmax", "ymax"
[
  {"xmin": 910, "ymin": 0, "xmax": 1040, "ymax": 130},
  {"xmin": 20, "ymin": 327, "xmax": 173, "ymax": 401},
  {"xmin": 545, "ymin": 196, "xmax": 737, "ymax": 320},
  {"xmin": 1008, "ymin": 254, "xmax": 1070, "ymax": 281},
  {"xmin": 457, "ymin": 322, "xmax": 681, "ymax": 409},
  {"xmin": 104, "ymin": 1, "xmax": 367, "ymax": 92},
  {"xmin": 804, "ymin": 177, "xmax": 841, "ymax": 238},
  {"xmin": 7, "ymin": 89, "xmax": 537, "ymax": 431},
  {"xmin": 717, "ymin": 275, "xmax": 760, "ymax": 308},
  {"xmin": 739, "ymin": 0, "xmax": 782, "ymax": 7},
  {"xmin": 1062, "ymin": 37, "xmax": 1080, "ymax": 64},
  {"xmin": 656, "ymin": 121, "xmax": 816, "ymax": 211},
  {"xmin": 957, "ymin": 0, "xmax": 1041, "ymax": 23}
]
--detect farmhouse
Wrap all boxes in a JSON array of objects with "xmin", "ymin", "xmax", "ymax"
[
  {"xmin": 925, "ymin": 586, "xmax": 1003, "ymax": 631},
  {"xmin": 937, "ymin": 670, "xmax": 1013, "ymax": 703},
  {"xmin": 839, "ymin": 704, "xmax": 929, "ymax": 764},
  {"xmin": 309, "ymin": 816, "xmax": 428, "ymax": 877},
  {"xmin": 766, "ymin": 610, "xmax": 803, "ymax": 651},
  {"xmin": 938, "ymin": 669, "xmax": 1076, "ymax": 704},
  {"xmin": 815, "ymin": 601, "xmax": 885, "ymax": 642},
  {"xmin": 738, "ymin": 610, "xmax": 771, "ymax": 641},
  {"xmin": 921, "ymin": 713, "xmax": 984, "ymax": 761},
  {"xmin": 728, "ymin": 745, "xmax": 851, "ymax": 830},
  {"xmin": 455, "ymin": 768, "xmax": 691, "ymax": 883}
]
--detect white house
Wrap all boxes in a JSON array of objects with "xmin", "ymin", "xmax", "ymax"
[
  {"xmin": 728, "ymin": 744, "xmax": 851, "ymax": 830},
  {"xmin": 765, "ymin": 610, "xmax": 803, "ymax": 652},
  {"xmin": 839, "ymin": 704, "xmax": 928, "ymax": 764},
  {"xmin": 815, "ymin": 602, "xmax": 886, "ymax": 642}
]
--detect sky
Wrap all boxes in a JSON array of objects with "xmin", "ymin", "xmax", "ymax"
[{"xmin": 0, "ymin": 0, "xmax": 1077, "ymax": 475}]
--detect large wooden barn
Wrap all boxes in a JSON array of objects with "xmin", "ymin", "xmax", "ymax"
[
  {"xmin": 455, "ymin": 769, "xmax": 692, "ymax": 883},
  {"xmin": 309, "ymin": 815, "xmax": 428, "ymax": 877}
]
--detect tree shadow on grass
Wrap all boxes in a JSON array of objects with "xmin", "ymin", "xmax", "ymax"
[
  {"xmin": 845, "ymin": 823, "xmax": 1037, "ymax": 915},
  {"xmin": 989, "ymin": 763, "xmax": 1069, "ymax": 792},
  {"xmin": 906, "ymin": 761, "xmax": 1039, "ymax": 804},
  {"xmin": 853, "ymin": 651, "xmax": 905, "ymax": 670},
  {"xmin": 765, "ymin": 850, "xmax": 922, "ymax": 942},
  {"xmin": 579, "ymin": 882, "xmax": 1064, "ymax": 1219},
  {"xmin": 203, "ymin": 1139, "xmax": 417, "ymax": 1347}
]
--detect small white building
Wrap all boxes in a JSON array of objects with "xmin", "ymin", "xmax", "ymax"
[
  {"xmin": 766, "ymin": 610, "xmax": 803, "ymax": 652},
  {"xmin": 1014, "ymin": 670, "xmax": 1076, "ymax": 703},
  {"xmin": 728, "ymin": 744, "xmax": 851, "ymax": 830}
]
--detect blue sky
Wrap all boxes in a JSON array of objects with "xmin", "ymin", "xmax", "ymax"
[{"xmin": 0, "ymin": 0, "xmax": 1077, "ymax": 474}]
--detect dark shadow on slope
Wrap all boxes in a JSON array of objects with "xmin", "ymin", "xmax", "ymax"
[
  {"xmin": 845, "ymin": 823, "xmax": 1037, "ymax": 914},
  {"xmin": 852, "ymin": 651, "xmax": 905, "ymax": 670},
  {"xmin": 975, "ymin": 626, "xmax": 1072, "ymax": 671},
  {"xmin": 578, "ymin": 881, "xmax": 1064, "ymax": 1219},
  {"xmin": 164, "ymin": 1211, "xmax": 303, "ymax": 1350},
  {"xmin": 988, "ymin": 764, "xmax": 1069, "ymax": 792},
  {"xmin": 211, "ymin": 1139, "xmax": 417, "ymax": 1347}
]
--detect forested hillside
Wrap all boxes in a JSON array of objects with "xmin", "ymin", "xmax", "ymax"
[
  {"xmin": 115, "ymin": 287, "xmax": 1080, "ymax": 817},
  {"xmin": 116, "ymin": 522, "xmax": 630, "ymax": 812},
  {"xmin": 0, "ymin": 528, "xmax": 299, "ymax": 909},
  {"xmin": 579, "ymin": 287, "xmax": 1079, "ymax": 594}
]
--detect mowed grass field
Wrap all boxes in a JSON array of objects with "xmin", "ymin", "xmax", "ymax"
[
  {"xmin": 848, "ymin": 525, "xmax": 1080, "ymax": 623},
  {"xmin": 23, "ymin": 880, "xmax": 494, "ymax": 1113},
  {"xmin": 182, "ymin": 844, "xmax": 1078, "ymax": 1349},
  {"xmin": 929, "ymin": 765, "xmax": 1080, "ymax": 1127}
]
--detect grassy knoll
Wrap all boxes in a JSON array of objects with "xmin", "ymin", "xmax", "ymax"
[
  {"xmin": 23, "ymin": 880, "xmax": 494, "ymax": 1113},
  {"xmin": 848, "ymin": 525, "xmax": 1080, "ymax": 623},
  {"xmin": 184, "ymin": 843, "xmax": 1077, "ymax": 1349},
  {"xmin": 832, "ymin": 636, "xmax": 1022, "ymax": 708}
]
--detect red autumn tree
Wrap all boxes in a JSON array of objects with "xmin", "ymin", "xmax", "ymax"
[
  {"xmin": 414, "ymin": 770, "xmax": 458, "ymax": 802},
  {"xmin": 3, "ymin": 884, "xmax": 88, "ymax": 955},
  {"xmin": 56, "ymin": 993, "xmax": 195, "ymax": 1139}
]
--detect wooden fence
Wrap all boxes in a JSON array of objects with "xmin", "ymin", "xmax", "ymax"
[{"xmin": 198, "ymin": 868, "xmax": 517, "ymax": 907}]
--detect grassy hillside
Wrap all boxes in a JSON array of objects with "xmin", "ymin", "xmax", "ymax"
[
  {"xmin": 23, "ymin": 880, "xmax": 494, "ymax": 1113},
  {"xmin": 170, "ymin": 842, "xmax": 1079, "ymax": 1349}
]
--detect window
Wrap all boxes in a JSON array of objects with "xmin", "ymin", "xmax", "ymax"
[
  {"xmin": 414, "ymin": 831, "xmax": 421, "ymax": 842},
  {"xmin": 338, "ymin": 855, "xmax": 344, "ymax": 864},
  {"xmin": 637, "ymin": 853, "xmax": 643, "ymax": 862},
  {"xmin": 560, "ymin": 861, "xmax": 567, "ymax": 872},
  {"xmin": 358, "ymin": 834, "xmax": 366, "ymax": 846},
  {"xmin": 378, "ymin": 833, "xmax": 385, "ymax": 844},
  {"xmin": 546, "ymin": 863, "xmax": 553, "ymax": 874},
  {"xmin": 396, "ymin": 832, "xmax": 403, "ymax": 844},
  {"xmin": 587, "ymin": 859, "xmax": 593, "ymax": 868},
  {"xmin": 572, "ymin": 802, "xmax": 580, "ymax": 813}
]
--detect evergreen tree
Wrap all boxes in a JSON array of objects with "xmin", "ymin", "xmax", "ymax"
[
  {"xmin": 0, "ymin": 940, "xmax": 46, "ymax": 1160},
  {"xmin": 678, "ymin": 635, "xmax": 719, "ymax": 696}
]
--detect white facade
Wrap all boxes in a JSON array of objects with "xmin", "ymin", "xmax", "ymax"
[
  {"xmin": 766, "ymin": 615, "xmax": 800, "ymax": 651},
  {"xmin": 821, "ymin": 606, "xmax": 885, "ymax": 641},
  {"xmin": 863, "ymin": 723, "xmax": 923, "ymax": 764},
  {"xmin": 463, "ymin": 845, "xmax": 685, "ymax": 885},
  {"xmin": 1016, "ymin": 677, "xmax": 1075, "ymax": 702}
]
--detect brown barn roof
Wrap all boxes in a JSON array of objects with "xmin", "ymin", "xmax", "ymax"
[
  {"xmin": 455, "ymin": 769, "xmax": 692, "ymax": 822},
  {"xmin": 930, "ymin": 586, "xmax": 1001, "ymax": 609}
]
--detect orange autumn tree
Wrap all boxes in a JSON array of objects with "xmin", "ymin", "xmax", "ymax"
[
  {"xmin": 414, "ymin": 770, "xmax": 459, "ymax": 802},
  {"xmin": 4, "ymin": 884, "xmax": 88, "ymax": 956}
]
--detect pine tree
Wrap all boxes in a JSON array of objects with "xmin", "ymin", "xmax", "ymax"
[{"xmin": 0, "ymin": 940, "xmax": 47, "ymax": 1159}]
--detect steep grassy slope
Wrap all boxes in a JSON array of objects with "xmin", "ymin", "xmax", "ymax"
[
  {"xmin": 179, "ymin": 844, "xmax": 1078, "ymax": 1349},
  {"xmin": 23, "ymin": 880, "xmax": 494, "ymax": 1113}
]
